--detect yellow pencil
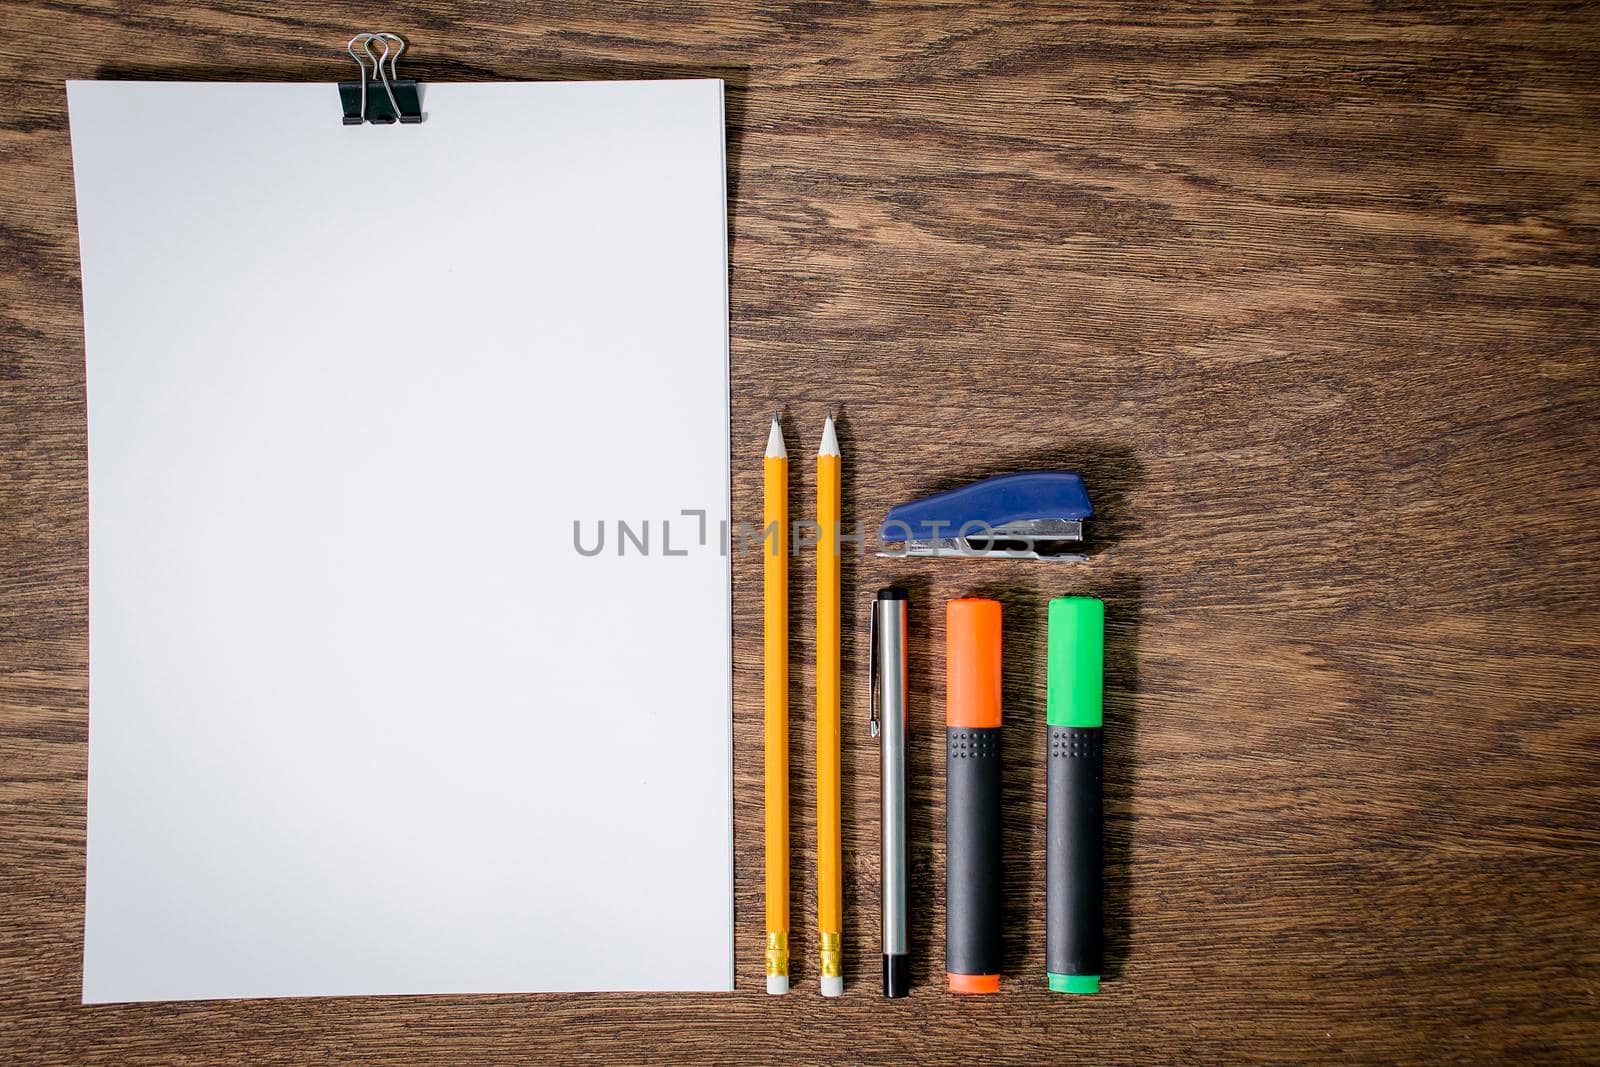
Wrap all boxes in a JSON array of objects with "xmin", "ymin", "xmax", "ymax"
[
  {"xmin": 816, "ymin": 414, "xmax": 843, "ymax": 997},
  {"xmin": 763, "ymin": 416, "xmax": 790, "ymax": 996}
]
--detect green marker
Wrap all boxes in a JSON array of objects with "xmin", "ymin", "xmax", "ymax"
[{"xmin": 1046, "ymin": 596, "xmax": 1103, "ymax": 994}]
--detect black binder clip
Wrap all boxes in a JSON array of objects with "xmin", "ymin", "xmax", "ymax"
[{"xmin": 339, "ymin": 33, "xmax": 423, "ymax": 125}]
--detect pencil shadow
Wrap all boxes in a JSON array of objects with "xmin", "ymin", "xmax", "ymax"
[
  {"xmin": 881, "ymin": 442, "xmax": 1143, "ymax": 557},
  {"xmin": 776, "ymin": 408, "xmax": 809, "ymax": 990},
  {"xmin": 833, "ymin": 408, "xmax": 866, "ymax": 992},
  {"xmin": 887, "ymin": 573, "xmax": 936, "ymax": 990}
]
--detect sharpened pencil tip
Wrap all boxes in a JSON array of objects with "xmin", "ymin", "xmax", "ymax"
[
  {"xmin": 819, "ymin": 414, "xmax": 839, "ymax": 457},
  {"xmin": 765, "ymin": 415, "xmax": 787, "ymax": 459}
]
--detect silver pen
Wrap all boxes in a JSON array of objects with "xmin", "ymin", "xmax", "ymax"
[{"xmin": 870, "ymin": 587, "xmax": 910, "ymax": 998}]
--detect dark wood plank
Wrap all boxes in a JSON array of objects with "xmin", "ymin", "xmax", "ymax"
[{"xmin": 2, "ymin": 1, "xmax": 1597, "ymax": 1060}]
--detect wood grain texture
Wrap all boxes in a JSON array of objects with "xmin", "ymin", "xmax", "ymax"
[{"xmin": 3, "ymin": 0, "xmax": 1599, "ymax": 1061}]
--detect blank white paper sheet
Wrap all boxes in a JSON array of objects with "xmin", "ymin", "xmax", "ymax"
[{"xmin": 69, "ymin": 80, "xmax": 732, "ymax": 1002}]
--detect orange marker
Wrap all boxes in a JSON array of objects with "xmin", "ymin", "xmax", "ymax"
[{"xmin": 946, "ymin": 597, "xmax": 1003, "ymax": 993}]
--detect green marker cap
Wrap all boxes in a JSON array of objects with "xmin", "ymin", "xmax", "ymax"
[
  {"xmin": 1047, "ymin": 596, "xmax": 1103, "ymax": 728},
  {"xmin": 1048, "ymin": 972, "xmax": 1101, "ymax": 995}
]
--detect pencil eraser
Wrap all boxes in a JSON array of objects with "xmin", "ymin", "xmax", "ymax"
[
  {"xmin": 820, "ymin": 975, "xmax": 844, "ymax": 998},
  {"xmin": 766, "ymin": 974, "xmax": 790, "ymax": 995}
]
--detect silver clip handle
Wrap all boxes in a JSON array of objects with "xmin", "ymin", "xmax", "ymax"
[
  {"xmin": 345, "ymin": 31, "xmax": 410, "ymax": 125},
  {"xmin": 367, "ymin": 33, "xmax": 405, "ymax": 122},
  {"xmin": 346, "ymin": 33, "xmax": 374, "ymax": 124},
  {"xmin": 868, "ymin": 600, "xmax": 880, "ymax": 739}
]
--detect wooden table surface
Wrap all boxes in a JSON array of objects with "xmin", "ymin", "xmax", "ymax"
[{"xmin": 3, "ymin": 1, "xmax": 1598, "ymax": 1062}]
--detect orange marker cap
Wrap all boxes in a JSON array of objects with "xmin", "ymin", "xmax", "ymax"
[
  {"xmin": 948, "ymin": 971, "xmax": 1001, "ymax": 994},
  {"xmin": 946, "ymin": 597, "xmax": 1002, "ymax": 729}
]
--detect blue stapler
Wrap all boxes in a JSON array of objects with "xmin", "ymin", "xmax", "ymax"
[{"xmin": 878, "ymin": 471, "xmax": 1093, "ymax": 561}]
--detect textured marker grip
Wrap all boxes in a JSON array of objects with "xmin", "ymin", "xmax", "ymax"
[
  {"xmin": 1047, "ymin": 726, "xmax": 1102, "ymax": 980},
  {"xmin": 947, "ymin": 726, "xmax": 1002, "ymax": 980}
]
